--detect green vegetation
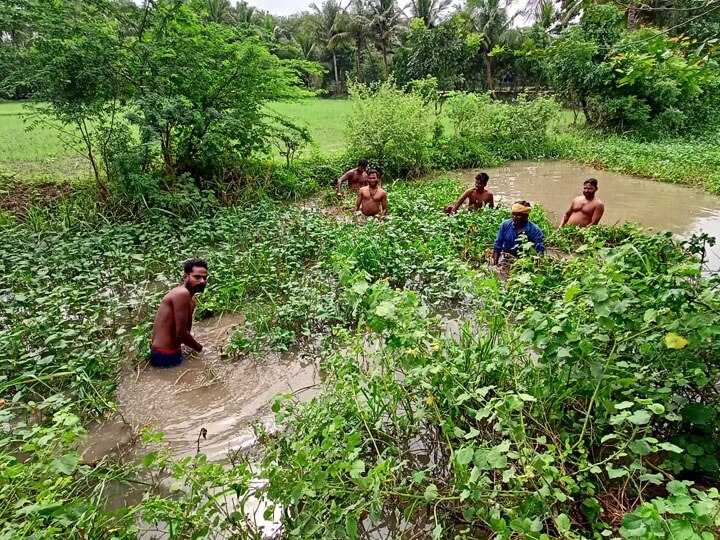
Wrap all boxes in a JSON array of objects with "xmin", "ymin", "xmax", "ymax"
[
  {"xmin": 1, "ymin": 0, "xmax": 720, "ymax": 538},
  {"xmin": 2, "ymin": 178, "xmax": 719, "ymax": 538}
]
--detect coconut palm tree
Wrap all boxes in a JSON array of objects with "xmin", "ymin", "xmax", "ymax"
[
  {"xmin": 368, "ymin": 0, "xmax": 406, "ymax": 74},
  {"xmin": 466, "ymin": 0, "xmax": 517, "ymax": 95},
  {"xmin": 406, "ymin": 0, "xmax": 453, "ymax": 27},
  {"xmin": 332, "ymin": 0, "xmax": 372, "ymax": 80},
  {"xmin": 204, "ymin": 0, "xmax": 236, "ymax": 24},
  {"xmin": 310, "ymin": 0, "xmax": 347, "ymax": 93}
]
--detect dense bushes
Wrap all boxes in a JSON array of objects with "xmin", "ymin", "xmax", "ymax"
[
  {"xmin": 548, "ymin": 5, "xmax": 720, "ymax": 137},
  {"xmin": 345, "ymin": 80, "xmax": 435, "ymax": 178}
]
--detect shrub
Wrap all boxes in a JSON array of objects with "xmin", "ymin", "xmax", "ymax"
[
  {"xmin": 445, "ymin": 92, "xmax": 560, "ymax": 160},
  {"xmin": 345, "ymin": 80, "xmax": 435, "ymax": 178}
]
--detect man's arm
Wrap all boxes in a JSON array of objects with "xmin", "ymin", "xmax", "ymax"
[
  {"xmin": 173, "ymin": 292, "xmax": 203, "ymax": 352},
  {"xmin": 452, "ymin": 189, "xmax": 472, "ymax": 213},
  {"xmin": 560, "ymin": 202, "xmax": 574, "ymax": 227},
  {"xmin": 379, "ymin": 191, "xmax": 388, "ymax": 220},
  {"xmin": 355, "ymin": 189, "xmax": 363, "ymax": 212},
  {"xmin": 590, "ymin": 202, "xmax": 605, "ymax": 225},
  {"xmin": 487, "ymin": 193, "xmax": 494, "ymax": 209},
  {"xmin": 336, "ymin": 170, "xmax": 351, "ymax": 193}
]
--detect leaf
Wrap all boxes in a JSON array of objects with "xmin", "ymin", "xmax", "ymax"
[
  {"xmin": 615, "ymin": 401, "xmax": 634, "ymax": 410},
  {"xmin": 424, "ymin": 483, "xmax": 438, "ymax": 501},
  {"xmin": 375, "ymin": 301, "xmax": 395, "ymax": 318},
  {"xmin": 627, "ymin": 410, "xmax": 652, "ymax": 425},
  {"xmin": 606, "ymin": 463, "xmax": 627, "ymax": 479},
  {"xmin": 658, "ymin": 442, "xmax": 684, "ymax": 454},
  {"xmin": 349, "ymin": 459, "xmax": 365, "ymax": 479},
  {"xmin": 629, "ymin": 440, "xmax": 652, "ymax": 456},
  {"xmin": 50, "ymin": 453, "xmax": 79, "ymax": 475},
  {"xmin": 643, "ymin": 308, "xmax": 657, "ymax": 323},
  {"xmin": 555, "ymin": 513, "xmax": 571, "ymax": 532},
  {"xmin": 664, "ymin": 332, "xmax": 688, "ymax": 349},
  {"xmin": 681, "ymin": 404, "xmax": 714, "ymax": 425},
  {"xmin": 455, "ymin": 447, "xmax": 474, "ymax": 465},
  {"xmin": 564, "ymin": 284, "xmax": 582, "ymax": 302}
]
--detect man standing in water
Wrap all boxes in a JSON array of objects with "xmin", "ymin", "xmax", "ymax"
[
  {"xmin": 447, "ymin": 172, "xmax": 494, "ymax": 214},
  {"xmin": 150, "ymin": 259, "xmax": 208, "ymax": 367},
  {"xmin": 493, "ymin": 201, "xmax": 545, "ymax": 265},
  {"xmin": 560, "ymin": 178, "xmax": 605, "ymax": 227},
  {"xmin": 355, "ymin": 169, "xmax": 388, "ymax": 221},
  {"xmin": 336, "ymin": 158, "xmax": 369, "ymax": 195}
]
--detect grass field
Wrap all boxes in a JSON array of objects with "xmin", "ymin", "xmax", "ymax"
[{"xmin": 0, "ymin": 99, "xmax": 354, "ymax": 184}]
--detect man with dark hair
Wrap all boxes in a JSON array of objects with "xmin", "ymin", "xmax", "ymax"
[
  {"xmin": 560, "ymin": 178, "xmax": 605, "ymax": 227},
  {"xmin": 355, "ymin": 168, "xmax": 388, "ymax": 221},
  {"xmin": 448, "ymin": 172, "xmax": 494, "ymax": 213},
  {"xmin": 336, "ymin": 158, "xmax": 369, "ymax": 195},
  {"xmin": 150, "ymin": 259, "xmax": 208, "ymax": 367},
  {"xmin": 492, "ymin": 201, "xmax": 545, "ymax": 265}
]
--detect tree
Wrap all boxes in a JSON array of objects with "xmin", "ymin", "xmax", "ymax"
[
  {"xmin": 333, "ymin": 0, "xmax": 372, "ymax": 80},
  {"xmin": 406, "ymin": 0, "xmax": 453, "ymax": 27},
  {"xmin": 465, "ymin": 0, "xmax": 517, "ymax": 94},
  {"xmin": 310, "ymin": 0, "xmax": 347, "ymax": 93},
  {"xmin": 368, "ymin": 0, "xmax": 405, "ymax": 74}
]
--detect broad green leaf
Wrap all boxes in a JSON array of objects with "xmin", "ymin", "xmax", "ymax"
[
  {"xmin": 455, "ymin": 447, "xmax": 474, "ymax": 465},
  {"xmin": 424, "ymin": 483, "xmax": 438, "ymax": 501},
  {"xmin": 555, "ymin": 513, "xmax": 571, "ymax": 532},
  {"xmin": 627, "ymin": 410, "xmax": 652, "ymax": 425},
  {"xmin": 664, "ymin": 332, "xmax": 688, "ymax": 349}
]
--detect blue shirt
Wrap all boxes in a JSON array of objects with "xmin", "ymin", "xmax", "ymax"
[{"xmin": 494, "ymin": 219, "xmax": 545, "ymax": 256}]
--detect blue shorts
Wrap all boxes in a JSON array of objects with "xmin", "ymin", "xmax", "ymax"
[{"xmin": 150, "ymin": 347, "xmax": 183, "ymax": 368}]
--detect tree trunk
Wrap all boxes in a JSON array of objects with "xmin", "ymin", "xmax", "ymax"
[
  {"xmin": 627, "ymin": 5, "xmax": 640, "ymax": 31},
  {"xmin": 381, "ymin": 43, "xmax": 389, "ymax": 76},
  {"xmin": 487, "ymin": 57, "xmax": 495, "ymax": 98},
  {"xmin": 332, "ymin": 51, "xmax": 340, "ymax": 95},
  {"xmin": 355, "ymin": 39, "xmax": 362, "ymax": 81}
]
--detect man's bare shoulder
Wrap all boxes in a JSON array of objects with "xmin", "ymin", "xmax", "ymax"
[
  {"xmin": 165, "ymin": 286, "xmax": 190, "ymax": 304},
  {"xmin": 358, "ymin": 186, "xmax": 370, "ymax": 195}
]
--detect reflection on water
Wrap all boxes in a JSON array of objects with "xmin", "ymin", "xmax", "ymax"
[
  {"xmin": 453, "ymin": 161, "xmax": 720, "ymax": 270},
  {"xmin": 84, "ymin": 314, "xmax": 320, "ymax": 462}
]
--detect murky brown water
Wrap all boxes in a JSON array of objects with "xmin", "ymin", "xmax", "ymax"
[
  {"xmin": 453, "ymin": 161, "xmax": 720, "ymax": 270},
  {"xmin": 84, "ymin": 314, "xmax": 319, "ymax": 462}
]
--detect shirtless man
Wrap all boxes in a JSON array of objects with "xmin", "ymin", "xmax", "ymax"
[
  {"xmin": 355, "ymin": 169, "xmax": 388, "ymax": 221},
  {"xmin": 150, "ymin": 259, "xmax": 208, "ymax": 367},
  {"xmin": 449, "ymin": 172, "xmax": 494, "ymax": 213},
  {"xmin": 560, "ymin": 178, "xmax": 605, "ymax": 227},
  {"xmin": 336, "ymin": 158, "xmax": 369, "ymax": 195}
]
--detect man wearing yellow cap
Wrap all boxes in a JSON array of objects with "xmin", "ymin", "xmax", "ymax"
[{"xmin": 492, "ymin": 200, "xmax": 545, "ymax": 265}]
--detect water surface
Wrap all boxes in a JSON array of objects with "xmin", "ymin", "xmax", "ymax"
[{"xmin": 453, "ymin": 161, "xmax": 720, "ymax": 270}]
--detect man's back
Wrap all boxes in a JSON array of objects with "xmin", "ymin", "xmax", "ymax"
[{"xmin": 152, "ymin": 286, "xmax": 191, "ymax": 350}]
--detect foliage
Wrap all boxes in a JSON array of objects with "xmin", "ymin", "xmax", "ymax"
[
  {"xmin": 345, "ymin": 79, "xmax": 435, "ymax": 177},
  {"xmin": 445, "ymin": 91, "xmax": 560, "ymax": 160},
  {"xmin": 548, "ymin": 4, "xmax": 720, "ymax": 136},
  {"xmin": 263, "ymin": 223, "xmax": 720, "ymax": 539}
]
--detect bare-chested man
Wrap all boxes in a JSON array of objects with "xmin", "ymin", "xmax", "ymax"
[
  {"xmin": 448, "ymin": 172, "xmax": 494, "ymax": 214},
  {"xmin": 150, "ymin": 259, "xmax": 208, "ymax": 367},
  {"xmin": 355, "ymin": 169, "xmax": 388, "ymax": 221},
  {"xmin": 560, "ymin": 178, "xmax": 605, "ymax": 227},
  {"xmin": 336, "ymin": 158, "xmax": 369, "ymax": 195}
]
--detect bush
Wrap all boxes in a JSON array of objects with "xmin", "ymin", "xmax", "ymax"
[
  {"xmin": 445, "ymin": 92, "xmax": 560, "ymax": 160},
  {"xmin": 345, "ymin": 80, "xmax": 435, "ymax": 178}
]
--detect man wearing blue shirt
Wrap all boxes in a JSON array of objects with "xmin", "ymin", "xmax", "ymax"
[{"xmin": 493, "ymin": 200, "xmax": 545, "ymax": 265}]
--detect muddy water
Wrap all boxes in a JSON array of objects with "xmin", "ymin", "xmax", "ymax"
[
  {"xmin": 84, "ymin": 314, "xmax": 319, "ymax": 462},
  {"xmin": 453, "ymin": 161, "xmax": 720, "ymax": 270}
]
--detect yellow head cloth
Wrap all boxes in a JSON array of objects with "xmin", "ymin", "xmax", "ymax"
[{"xmin": 511, "ymin": 203, "xmax": 532, "ymax": 214}]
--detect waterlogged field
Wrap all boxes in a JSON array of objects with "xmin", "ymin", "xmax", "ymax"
[{"xmin": 1, "ymin": 177, "xmax": 719, "ymax": 538}]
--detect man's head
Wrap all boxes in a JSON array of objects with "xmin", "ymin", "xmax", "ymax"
[
  {"xmin": 357, "ymin": 158, "xmax": 369, "ymax": 173},
  {"xmin": 583, "ymin": 178, "xmax": 598, "ymax": 199},
  {"xmin": 183, "ymin": 258, "xmax": 209, "ymax": 294},
  {"xmin": 511, "ymin": 200, "xmax": 532, "ymax": 226},
  {"xmin": 367, "ymin": 168, "xmax": 380, "ymax": 187},
  {"xmin": 475, "ymin": 172, "xmax": 489, "ymax": 190}
]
